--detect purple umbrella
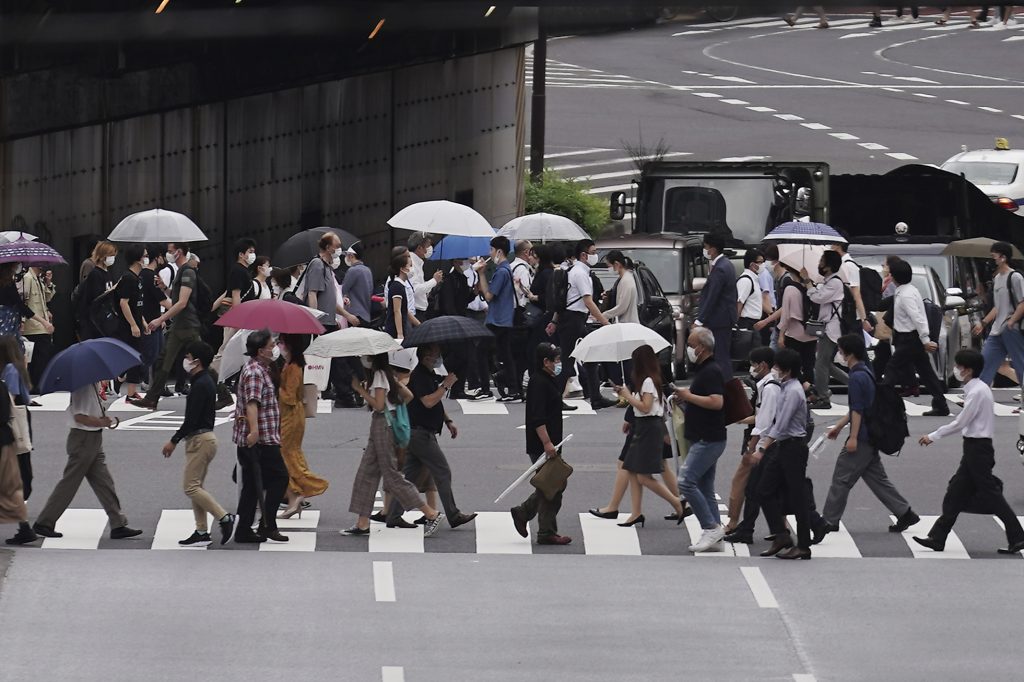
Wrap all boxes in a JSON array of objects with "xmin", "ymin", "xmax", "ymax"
[{"xmin": 0, "ymin": 237, "xmax": 66, "ymax": 266}]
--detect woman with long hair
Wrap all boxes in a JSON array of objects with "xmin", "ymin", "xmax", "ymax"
[
  {"xmin": 276, "ymin": 334, "xmax": 329, "ymax": 519},
  {"xmin": 342, "ymin": 353, "xmax": 442, "ymax": 536},
  {"xmin": 385, "ymin": 253, "xmax": 419, "ymax": 340},
  {"xmin": 589, "ymin": 345, "xmax": 685, "ymax": 527},
  {"xmin": 0, "ymin": 263, "xmax": 52, "ymax": 341},
  {"xmin": 0, "ymin": 373, "xmax": 36, "ymax": 545},
  {"xmin": 78, "ymin": 241, "xmax": 118, "ymax": 340},
  {"xmin": 0, "ymin": 336, "xmax": 33, "ymax": 505}
]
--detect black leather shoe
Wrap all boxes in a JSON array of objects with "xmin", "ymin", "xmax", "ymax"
[
  {"xmin": 588, "ymin": 508, "xmax": 618, "ymax": 519},
  {"xmin": 32, "ymin": 524, "xmax": 62, "ymax": 538},
  {"xmin": 262, "ymin": 529, "xmax": 288, "ymax": 542},
  {"xmin": 561, "ymin": 401, "xmax": 578, "ymax": 411},
  {"xmin": 760, "ymin": 533, "xmax": 794, "ymax": 557},
  {"xmin": 5, "ymin": 526, "xmax": 39, "ymax": 545},
  {"xmin": 665, "ymin": 504, "xmax": 693, "ymax": 522},
  {"xmin": 110, "ymin": 526, "xmax": 143, "ymax": 540},
  {"xmin": 590, "ymin": 397, "xmax": 617, "ymax": 410},
  {"xmin": 888, "ymin": 509, "xmax": 920, "ymax": 533},
  {"xmin": 369, "ymin": 512, "xmax": 387, "ymax": 523},
  {"xmin": 998, "ymin": 539, "xmax": 1024, "ymax": 554},
  {"xmin": 723, "ymin": 531, "xmax": 753, "ymax": 544},
  {"xmin": 510, "ymin": 507, "xmax": 529, "ymax": 538},
  {"xmin": 776, "ymin": 546, "xmax": 812, "ymax": 560},
  {"xmin": 912, "ymin": 535, "xmax": 944, "ymax": 552},
  {"xmin": 341, "ymin": 526, "xmax": 369, "ymax": 536},
  {"xmin": 811, "ymin": 522, "xmax": 838, "ymax": 545},
  {"xmin": 922, "ymin": 407, "xmax": 950, "ymax": 417},
  {"xmin": 386, "ymin": 518, "xmax": 417, "ymax": 529},
  {"xmin": 450, "ymin": 512, "xmax": 478, "ymax": 529},
  {"xmin": 234, "ymin": 529, "xmax": 266, "ymax": 543}
]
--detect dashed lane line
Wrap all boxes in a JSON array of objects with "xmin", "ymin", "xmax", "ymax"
[{"xmin": 741, "ymin": 567, "xmax": 779, "ymax": 609}]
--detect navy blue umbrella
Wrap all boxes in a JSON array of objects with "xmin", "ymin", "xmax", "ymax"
[
  {"xmin": 38, "ymin": 338, "xmax": 142, "ymax": 395},
  {"xmin": 401, "ymin": 315, "xmax": 493, "ymax": 348}
]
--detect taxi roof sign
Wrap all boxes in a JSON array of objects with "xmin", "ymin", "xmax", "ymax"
[{"xmin": 995, "ymin": 137, "xmax": 1010, "ymax": 151}]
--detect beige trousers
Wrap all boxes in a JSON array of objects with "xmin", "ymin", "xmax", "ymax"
[{"xmin": 183, "ymin": 432, "xmax": 227, "ymax": 532}]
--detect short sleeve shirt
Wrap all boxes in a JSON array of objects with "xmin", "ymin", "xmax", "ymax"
[
  {"xmin": 736, "ymin": 271, "xmax": 762, "ymax": 320},
  {"xmin": 566, "ymin": 260, "xmax": 593, "ymax": 314},
  {"xmin": 848, "ymin": 364, "xmax": 875, "ymax": 442},
  {"xmin": 232, "ymin": 359, "xmax": 280, "ymax": 446},
  {"xmin": 139, "ymin": 268, "xmax": 164, "ymax": 320},
  {"xmin": 68, "ymin": 384, "xmax": 104, "ymax": 431},
  {"xmin": 370, "ymin": 370, "xmax": 397, "ymax": 411},
  {"xmin": 684, "ymin": 359, "xmax": 726, "ymax": 443},
  {"xmin": 992, "ymin": 270, "xmax": 1024, "ymax": 335},
  {"xmin": 305, "ymin": 257, "xmax": 338, "ymax": 318},
  {"xmin": 342, "ymin": 263, "xmax": 373, "ymax": 323},
  {"xmin": 407, "ymin": 365, "xmax": 444, "ymax": 433},
  {"xmin": 485, "ymin": 262, "xmax": 515, "ymax": 328},
  {"xmin": 227, "ymin": 263, "xmax": 253, "ymax": 300},
  {"xmin": 634, "ymin": 377, "xmax": 664, "ymax": 418},
  {"xmin": 172, "ymin": 265, "xmax": 201, "ymax": 331},
  {"xmin": 117, "ymin": 270, "xmax": 145, "ymax": 327},
  {"xmin": 840, "ymin": 254, "xmax": 861, "ymax": 288},
  {"xmin": 385, "ymin": 279, "xmax": 409, "ymax": 337}
]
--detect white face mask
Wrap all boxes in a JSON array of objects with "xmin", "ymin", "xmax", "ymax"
[
  {"xmin": 166, "ymin": 251, "xmax": 177, "ymax": 263},
  {"xmin": 766, "ymin": 260, "xmax": 776, "ymax": 271},
  {"xmin": 770, "ymin": 368, "xmax": 782, "ymax": 381},
  {"xmin": 259, "ymin": 266, "xmax": 271, "ymax": 277},
  {"xmin": 182, "ymin": 358, "xmax": 197, "ymax": 373},
  {"xmin": 686, "ymin": 346, "xmax": 699, "ymax": 363},
  {"xmin": 424, "ymin": 245, "xmax": 434, "ymax": 259},
  {"xmin": 141, "ymin": 257, "xmax": 150, "ymax": 267},
  {"xmin": 331, "ymin": 256, "xmax": 342, "ymax": 270},
  {"xmin": 702, "ymin": 249, "xmax": 711, "ymax": 261},
  {"xmin": 586, "ymin": 253, "xmax": 599, "ymax": 267},
  {"xmin": 749, "ymin": 364, "xmax": 760, "ymax": 378},
  {"xmin": 334, "ymin": 248, "xmax": 343, "ymax": 258},
  {"xmin": 360, "ymin": 357, "xmax": 373, "ymax": 369},
  {"xmin": 953, "ymin": 367, "xmax": 966, "ymax": 383},
  {"xmin": 245, "ymin": 252, "xmax": 256, "ymax": 266},
  {"xmin": 104, "ymin": 256, "xmax": 116, "ymax": 267},
  {"xmin": 345, "ymin": 256, "xmax": 355, "ymax": 268}
]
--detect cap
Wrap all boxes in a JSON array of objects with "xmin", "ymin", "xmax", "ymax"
[
  {"xmin": 345, "ymin": 241, "xmax": 364, "ymax": 259},
  {"xmin": 388, "ymin": 347, "xmax": 418, "ymax": 372}
]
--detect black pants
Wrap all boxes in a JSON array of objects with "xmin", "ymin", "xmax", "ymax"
[
  {"xmin": 488, "ymin": 324, "xmax": 519, "ymax": 397},
  {"xmin": 557, "ymin": 311, "xmax": 600, "ymax": 399},
  {"xmin": 873, "ymin": 339, "xmax": 892, "ymax": 379},
  {"xmin": 737, "ymin": 449, "xmax": 821, "ymax": 536},
  {"xmin": 386, "ymin": 428, "xmax": 462, "ymax": 523},
  {"xmin": 759, "ymin": 438, "xmax": 812, "ymax": 549},
  {"xmin": 24, "ymin": 333, "xmax": 53, "ymax": 390},
  {"xmin": 785, "ymin": 337, "xmax": 817, "ymax": 385},
  {"xmin": 236, "ymin": 444, "xmax": 289, "ymax": 534},
  {"xmin": 929, "ymin": 438, "xmax": 1024, "ymax": 545},
  {"xmin": 884, "ymin": 331, "xmax": 945, "ymax": 409}
]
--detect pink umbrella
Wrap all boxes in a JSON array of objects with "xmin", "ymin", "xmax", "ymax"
[
  {"xmin": 215, "ymin": 299, "xmax": 325, "ymax": 334},
  {"xmin": 0, "ymin": 237, "xmax": 66, "ymax": 266}
]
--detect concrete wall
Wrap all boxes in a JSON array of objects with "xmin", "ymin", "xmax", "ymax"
[{"xmin": 0, "ymin": 46, "xmax": 526, "ymax": 344}]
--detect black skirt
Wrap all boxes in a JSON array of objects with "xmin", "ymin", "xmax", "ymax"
[{"xmin": 621, "ymin": 416, "xmax": 668, "ymax": 475}]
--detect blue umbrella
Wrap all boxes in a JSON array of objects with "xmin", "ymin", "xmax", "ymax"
[
  {"xmin": 38, "ymin": 338, "xmax": 142, "ymax": 395},
  {"xmin": 763, "ymin": 221, "xmax": 847, "ymax": 245},
  {"xmin": 429, "ymin": 234, "xmax": 494, "ymax": 260}
]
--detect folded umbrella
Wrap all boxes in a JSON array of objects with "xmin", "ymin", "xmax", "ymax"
[
  {"xmin": 494, "ymin": 435, "xmax": 574, "ymax": 504},
  {"xmin": 38, "ymin": 338, "xmax": 142, "ymax": 395},
  {"xmin": 215, "ymin": 299, "xmax": 325, "ymax": 334},
  {"xmin": 570, "ymin": 323, "xmax": 669, "ymax": 363},
  {"xmin": 388, "ymin": 201, "xmax": 495, "ymax": 237},
  {"xmin": 497, "ymin": 213, "xmax": 589, "ymax": 243},
  {"xmin": 108, "ymin": 208, "xmax": 207, "ymax": 243},
  {"xmin": 307, "ymin": 327, "xmax": 402, "ymax": 358},
  {"xmin": 0, "ymin": 238, "xmax": 66, "ymax": 266},
  {"xmin": 272, "ymin": 227, "xmax": 360, "ymax": 269},
  {"xmin": 401, "ymin": 315, "xmax": 493, "ymax": 348}
]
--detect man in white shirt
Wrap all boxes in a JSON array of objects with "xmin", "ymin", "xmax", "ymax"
[
  {"xmin": 974, "ymin": 241, "xmax": 1024, "ymax": 389},
  {"xmin": 462, "ymin": 258, "xmax": 491, "ymax": 399},
  {"xmin": 801, "ymin": 250, "xmax": 845, "ymax": 409},
  {"xmin": 882, "ymin": 260, "xmax": 949, "ymax": 417},
  {"xmin": 834, "ymin": 242, "xmax": 871, "ymax": 333},
  {"xmin": 408, "ymin": 233, "xmax": 442, "ymax": 320},
  {"xmin": 32, "ymin": 383, "xmax": 142, "ymax": 540},
  {"xmin": 736, "ymin": 250, "xmax": 765, "ymax": 327},
  {"xmin": 509, "ymin": 239, "xmax": 535, "ymax": 392},
  {"xmin": 914, "ymin": 349, "xmax": 1024, "ymax": 555}
]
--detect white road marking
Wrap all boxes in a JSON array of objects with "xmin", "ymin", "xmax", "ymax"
[
  {"xmin": 886, "ymin": 152, "xmax": 919, "ymax": 160},
  {"xmin": 683, "ymin": 515, "xmax": 744, "ymax": 557},
  {"xmin": 914, "ymin": 92, "xmax": 937, "ymax": 98},
  {"xmin": 561, "ymin": 399, "xmax": 596, "ymax": 415},
  {"xmin": 882, "ymin": 87, "xmax": 905, "ymax": 92},
  {"xmin": 260, "ymin": 531, "xmax": 317, "ymax": 552},
  {"xmin": 691, "ymin": 92, "xmax": 723, "ymax": 98},
  {"xmin": 774, "ymin": 114, "xmax": 805, "ymax": 121},
  {"xmin": 1014, "ymin": 115, "xmax": 1024, "ymax": 121},
  {"xmin": 41, "ymin": 509, "xmax": 109, "ymax": 550},
  {"xmin": 720, "ymin": 98, "xmax": 750, "ymax": 104},
  {"xmin": 316, "ymin": 399, "xmax": 332, "ymax": 414},
  {"xmin": 710, "ymin": 75, "xmax": 756, "ymax": 84},
  {"xmin": 369, "ymin": 513, "xmax": 424, "ymax": 553},
  {"xmin": 1004, "ymin": 36, "xmax": 1024, "ymax": 42},
  {"xmin": 673, "ymin": 29, "xmax": 717, "ymax": 37},
  {"xmin": 891, "ymin": 515, "xmax": 970, "ymax": 559},
  {"xmin": 829, "ymin": 133, "xmax": 860, "ymax": 140},
  {"xmin": 571, "ymin": 170, "xmax": 641, "ymax": 182},
  {"xmin": 457, "ymin": 399, "xmax": 509, "ymax": 415},
  {"xmin": 374, "ymin": 561, "xmax": 397, "ymax": 602},
  {"xmin": 552, "ymin": 152, "xmax": 690, "ymax": 172},
  {"xmin": 786, "ymin": 517, "xmax": 862, "ymax": 558},
  {"xmin": 740, "ymin": 567, "xmax": 778, "ymax": 608},
  {"xmin": 276, "ymin": 510, "xmax": 321, "ymax": 530},
  {"xmin": 32, "ymin": 392, "xmax": 71, "ymax": 411},
  {"xmin": 793, "ymin": 675, "xmax": 817, "ymax": 682},
  {"xmin": 475, "ymin": 512, "xmax": 532, "ymax": 554},
  {"xmin": 382, "ymin": 668, "xmax": 405, "ymax": 682},
  {"xmin": 525, "ymin": 148, "xmax": 613, "ymax": 161},
  {"xmin": 946, "ymin": 99, "xmax": 970, "ymax": 105},
  {"xmin": 152, "ymin": 509, "xmax": 212, "ymax": 550},
  {"xmin": 901, "ymin": 401, "xmax": 933, "ymax": 417},
  {"xmin": 746, "ymin": 106, "xmax": 777, "ymax": 112},
  {"xmin": 579, "ymin": 513, "xmax": 641, "ymax": 555},
  {"xmin": 978, "ymin": 106, "xmax": 1003, "ymax": 112},
  {"xmin": 801, "ymin": 123, "xmax": 831, "ymax": 130},
  {"xmin": 106, "ymin": 397, "xmax": 148, "ymax": 412},
  {"xmin": 859, "ymin": 142, "xmax": 889, "ymax": 150},
  {"xmin": 718, "ymin": 156, "xmax": 770, "ymax": 162},
  {"xmin": 587, "ymin": 183, "xmax": 633, "ymax": 195}
]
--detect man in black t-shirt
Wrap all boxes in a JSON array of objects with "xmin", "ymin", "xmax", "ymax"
[
  {"xmin": 138, "ymin": 248, "xmax": 171, "ymax": 394},
  {"xmin": 384, "ymin": 344, "xmax": 477, "ymax": 530},
  {"xmin": 211, "ymin": 238, "xmax": 256, "ymax": 376},
  {"xmin": 116, "ymin": 244, "xmax": 149, "ymax": 400}
]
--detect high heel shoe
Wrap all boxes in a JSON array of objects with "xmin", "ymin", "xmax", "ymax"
[
  {"xmin": 588, "ymin": 508, "xmax": 619, "ymax": 520},
  {"xmin": 618, "ymin": 514, "xmax": 645, "ymax": 528},
  {"xmin": 277, "ymin": 497, "xmax": 304, "ymax": 520}
]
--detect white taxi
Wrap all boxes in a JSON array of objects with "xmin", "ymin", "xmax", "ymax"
[{"xmin": 941, "ymin": 138, "xmax": 1024, "ymax": 214}]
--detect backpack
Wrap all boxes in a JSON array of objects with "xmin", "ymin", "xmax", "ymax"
[
  {"xmin": 835, "ymin": 281, "xmax": 859, "ymax": 335},
  {"xmin": 922, "ymin": 298, "xmax": 942, "ymax": 342},
  {"xmin": 89, "ymin": 285, "xmax": 125, "ymax": 338},
  {"xmin": 852, "ymin": 259, "xmax": 883, "ymax": 313},
  {"xmin": 852, "ymin": 364, "xmax": 908, "ymax": 456},
  {"xmin": 241, "ymin": 278, "xmax": 261, "ymax": 303},
  {"xmin": 193, "ymin": 273, "xmax": 216, "ymax": 326},
  {"xmin": 547, "ymin": 268, "xmax": 579, "ymax": 315},
  {"xmin": 292, "ymin": 257, "xmax": 321, "ymax": 303}
]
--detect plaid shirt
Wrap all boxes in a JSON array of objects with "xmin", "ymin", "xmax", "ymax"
[{"xmin": 232, "ymin": 358, "xmax": 281, "ymax": 446}]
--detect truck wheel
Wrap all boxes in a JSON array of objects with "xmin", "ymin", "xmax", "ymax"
[{"xmin": 705, "ymin": 6, "xmax": 739, "ymax": 22}]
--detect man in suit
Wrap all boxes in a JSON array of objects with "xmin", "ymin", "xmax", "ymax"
[{"xmin": 695, "ymin": 233, "xmax": 738, "ymax": 379}]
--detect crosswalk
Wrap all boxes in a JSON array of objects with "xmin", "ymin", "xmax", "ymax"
[
  {"xmin": 667, "ymin": 13, "xmax": 1024, "ymax": 40},
  {"xmin": 24, "ymin": 508, "xmax": 1024, "ymax": 559}
]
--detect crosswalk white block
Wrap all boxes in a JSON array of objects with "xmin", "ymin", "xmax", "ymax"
[
  {"xmin": 368, "ymin": 512, "xmax": 424, "ymax": 553},
  {"xmin": 683, "ymin": 516, "xmax": 728, "ymax": 557},
  {"xmin": 786, "ymin": 516, "xmax": 862, "ymax": 558},
  {"xmin": 475, "ymin": 511, "xmax": 532, "ymax": 554},
  {"xmin": 891, "ymin": 515, "xmax": 970, "ymax": 559},
  {"xmin": 41, "ymin": 509, "xmax": 109, "ymax": 550},
  {"xmin": 152, "ymin": 509, "xmax": 212, "ymax": 550},
  {"xmin": 457, "ymin": 399, "xmax": 509, "ymax": 416},
  {"xmin": 276, "ymin": 510, "xmax": 320, "ymax": 531},
  {"xmin": 579, "ymin": 513, "xmax": 641, "ymax": 555},
  {"xmin": 260, "ymin": 532, "xmax": 317, "ymax": 552}
]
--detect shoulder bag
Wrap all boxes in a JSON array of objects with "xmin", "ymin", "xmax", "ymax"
[{"xmin": 9, "ymin": 396, "xmax": 31, "ymax": 454}]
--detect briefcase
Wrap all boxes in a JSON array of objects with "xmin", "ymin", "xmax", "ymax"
[
  {"xmin": 530, "ymin": 454, "xmax": 573, "ymax": 501},
  {"xmin": 723, "ymin": 377, "xmax": 754, "ymax": 426}
]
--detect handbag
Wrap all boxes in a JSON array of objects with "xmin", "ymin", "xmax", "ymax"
[
  {"xmin": 722, "ymin": 377, "xmax": 754, "ymax": 426},
  {"xmin": 530, "ymin": 453, "xmax": 573, "ymax": 501},
  {"xmin": 9, "ymin": 398, "xmax": 30, "ymax": 454},
  {"xmin": 517, "ymin": 302, "xmax": 545, "ymax": 328},
  {"xmin": 804, "ymin": 320, "xmax": 827, "ymax": 339},
  {"xmin": 302, "ymin": 383, "xmax": 319, "ymax": 419},
  {"xmin": 730, "ymin": 327, "xmax": 755, "ymax": 362},
  {"xmin": 382, "ymin": 403, "xmax": 412, "ymax": 448}
]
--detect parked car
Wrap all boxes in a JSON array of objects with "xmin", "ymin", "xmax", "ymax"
[
  {"xmin": 595, "ymin": 232, "xmax": 745, "ymax": 377},
  {"xmin": 590, "ymin": 261, "xmax": 675, "ymax": 380}
]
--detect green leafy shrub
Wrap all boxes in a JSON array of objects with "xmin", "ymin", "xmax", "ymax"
[{"xmin": 524, "ymin": 170, "xmax": 610, "ymax": 237}]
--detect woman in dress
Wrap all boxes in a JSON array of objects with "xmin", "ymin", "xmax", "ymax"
[
  {"xmin": 342, "ymin": 352, "xmax": 443, "ymax": 536},
  {"xmin": 385, "ymin": 253, "xmax": 419, "ymax": 340},
  {"xmin": 588, "ymin": 345, "xmax": 685, "ymax": 526},
  {"xmin": 276, "ymin": 333, "xmax": 328, "ymax": 519}
]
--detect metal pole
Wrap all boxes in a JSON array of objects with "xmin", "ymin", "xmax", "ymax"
[{"xmin": 529, "ymin": 12, "xmax": 547, "ymax": 184}]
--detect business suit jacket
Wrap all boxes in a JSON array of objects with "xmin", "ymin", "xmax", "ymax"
[{"xmin": 698, "ymin": 255, "xmax": 739, "ymax": 329}]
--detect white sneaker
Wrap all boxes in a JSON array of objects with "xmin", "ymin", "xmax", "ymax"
[{"xmin": 691, "ymin": 525, "xmax": 726, "ymax": 553}]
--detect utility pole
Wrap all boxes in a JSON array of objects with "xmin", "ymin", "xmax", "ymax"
[{"xmin": 529, "ymin": 9, "xmax": 546, "ymax": 184}]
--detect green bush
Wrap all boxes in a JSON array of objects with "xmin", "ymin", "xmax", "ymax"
[{"xmin": 524, "ymin": 170, "xmax": 610, "ymax": 238}]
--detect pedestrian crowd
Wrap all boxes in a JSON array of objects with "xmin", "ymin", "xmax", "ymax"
[
  {"xmin": 1, "ymin": 231, "xmax": 1023, "ymax": 560},
  {"xmin": 783, "ymin": 5, "xmax": 1016, "ymax": 29}
]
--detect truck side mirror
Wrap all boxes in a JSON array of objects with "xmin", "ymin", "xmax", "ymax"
[{"xmin": 610, "ymin": 191, "xmax": 627, "ymax": 221}]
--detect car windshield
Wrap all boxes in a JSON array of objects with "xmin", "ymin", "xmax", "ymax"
[
  {"xmin": 849, "ymin": 253, "xmax": 950, "ymax": 287},
  {"xmin": 863, "ymin": 264, "xmax": 936, "ymax": 302},
  {"xmin": 598, "ymin": 248, "xmax": 682, "ymax": 294},
  {"xmin": 941, "ymin": 161, "xmax": 1019, "ymax": 186},
  {"xmin": 662, "ymin": 177, "xmax": 776, "ymax": 245}
]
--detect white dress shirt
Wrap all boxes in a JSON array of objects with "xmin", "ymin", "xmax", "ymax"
[
  {"xmin": 928, "ymin": 378, "xmax": 993, "ymax": 441},
  {"xmin": 839, "ymin": 253, "xmax": 861, "ymax": 288},
  {"xmin": 409, "ymin": 251, "xmax": 438, "ymax": 312},
  {"xmin": 68, "ymin": 384, "xmax": 105, "ymax": 431},
  {"xmin": 465, "ymin": 267, "xmax": 488, "ymax": 312},
  {"xmin": 566, "ymin": 260, "xmax": 592, "ymax": 314},
  {"xmin": 737, "ymin": 269, "xmax": 763, "ymax": 321},
  {"xmin": 752, "ymin": 374, "xmax": 781, "ymax": 437},
  {"xmin": 892, "ymin": 282, "xmax": 930, "ymax": 343}
]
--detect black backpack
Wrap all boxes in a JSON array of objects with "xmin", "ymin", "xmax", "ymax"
[
  {"xmin": 835, "ymin": 281, "xmax": 859, "ymax": 335},
  {"xmin": 89, "ymin": 285, "xmax": 125, "ymax": 338},
  {"xmin": 193, "ymin": 273, "xmax": 215, "ymax": 326},
  {"xmin": 853, "ymin": 260, "xmax": 884, "ymax": 313},
  {"xmin": 853, "ymin": 364, "xmax": 909, "ymax": 456},
  {"xmin": 547, "ymin": 268, "xmax": 577, "ymax": 315},
  {"xmin": 922, "ymin": 298, "xmax": 942, "ymax": 341}
]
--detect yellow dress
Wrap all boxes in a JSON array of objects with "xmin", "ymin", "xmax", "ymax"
[{"xmin": 279, "ymin": 363, "xmax": 329, "ymax": 498}]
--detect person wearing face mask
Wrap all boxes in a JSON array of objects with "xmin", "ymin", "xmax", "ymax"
[
  {"xmin": 231, "ymin": 329, "xmax": 289, "ymax": 544},
  {"xmin": 0, "ymin": 262, "xmax": 52, "ymax": 347},
  {"xmin": 510, "ymin": 342, "xmax": 572, "ymax": 546},
  {"xmin": 251, "ymin": 256, "xmax": 273, "ymax": 300},
  {"xmin": 672, "ymin": 327, "xmax": 728, "ymax": 553},
  {"xmin": 474, "ymin": 236, "xmax": 524, "ymax": 402},
  {"xmin": 76, "ymin": 241, "xmax": 118, "ymax": 340},
  {"xmin": 407, "ymin": 233, "xmax": 442, "ymax": 322},
  {"xmin": 210, "ymin": 239, "xmax": 256, "ymax": 377},
  {"xmin": 974, "ymin": 241, "xmax": 1024, "ymax": 396},
  {"xmin": 694, "ymin": 233, "xmax": 737, "ymax": 380},
  {"xmin": 385, "ymin": 253, "xmax": 420, "ymax": 340},
  {"xmin": 758, "ymin": 244, "xmax": 779, "ymax": 339},
  {"xmin": 113, "ymin": 244, "xmax": 149, "ymax": 401},
  {"xmin": 160, "ymin": 342, "xmax": 236, "ymax": 547},
  {"xmin": 138, "ymin": 248, "xmax": 172, "ymax": 397},
  {"xmin": 814, "ymin": 334, "xmax": 918, "ymax": 545},
  {"xmin": 18, "ymin": 264, "xmax": 56, "ymax": 388},
  {"xmin": 800, "ymin": 250, "xmax": 845, "ymax": 410}
]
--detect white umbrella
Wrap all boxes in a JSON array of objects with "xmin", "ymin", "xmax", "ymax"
[
  {"xmin": 108, "ymin": 208, "xmax": 207, "ymax": 243},
  {"xmin": 307, "ymin": 327, "xmax": 402, "ymax": 358},
  {"xmin": 777, "ymin": 244, "xmax": 827, "ymax": 284},
  {"xmin": 570, "ymin": 323, "xmax": 670, "ymax": 363},
  {"xmin": 387, "ymin": 200, "xmax": 494, "ymax": 237},
  {"xmin": 497, "ymin": 213, "xmax": 589, "ymax": 243},
  {"xmin": 0, "ymin": 231, "xmax": 37, "ymax": 243}
]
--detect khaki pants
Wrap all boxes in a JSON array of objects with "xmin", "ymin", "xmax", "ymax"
[
  {"xmin": 183, "ymin": 432, "xmax": 227, "ymax": 532},
  {"xmin": 35, "ymin": 429, "xmax": 128, "ymax": 531}
]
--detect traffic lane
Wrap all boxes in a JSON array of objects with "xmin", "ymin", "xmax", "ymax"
[
  {"xmin": 762, "ymin": 560, "xmax": 1024, "ymax": 679},
  {"xmin": 875, "ymin": 29, "xmax": 1024, "ymax": 89}
]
